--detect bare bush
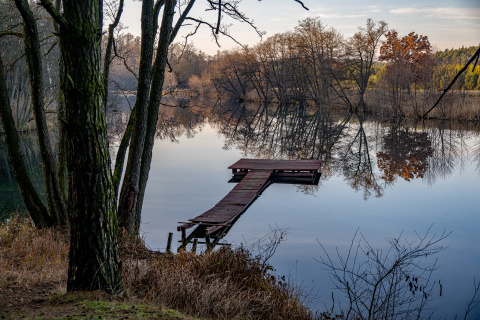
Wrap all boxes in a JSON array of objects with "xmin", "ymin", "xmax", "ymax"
[{"xmin": 316, "ymin": 226, "xmax": 450, "ymax": 319}]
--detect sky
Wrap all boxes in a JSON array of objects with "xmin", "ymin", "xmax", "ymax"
[{"xmin": 120, "ymin": 0, "xmax": 480, "ymax": 55}]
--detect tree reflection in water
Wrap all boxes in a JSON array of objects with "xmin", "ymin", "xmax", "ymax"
[
  {"xmin": 105, "ymin": 99, "xmax": 480, "ymax": 199},
  {"xmin": 6, "ymin": 98, "xmax": 474, "ymax": 210},
  {"xmin": 377, "ymin": 122, "xmax": 434, "ymax": 184},
  {"xmin": 338, "ymin": 114, "xmax": 383, "ymax": 199},
  {"xmin": 101, "ymin": 98, "xmax": 480, "ymax": 317}
]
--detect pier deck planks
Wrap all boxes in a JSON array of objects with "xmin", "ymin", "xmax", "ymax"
[
  {"xmin": 178, "ymin": 159, "xmax": 321, "ymax": 250},
  {"xmin": 190, "ymin": 171, "xmax": 271, "ymax": 224}
]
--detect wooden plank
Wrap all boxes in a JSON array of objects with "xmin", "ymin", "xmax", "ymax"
[
  {"xmin": 188, "ymin": 170, "xmax": 271, "ymax": 225},
  {"xmin": 206, "ymin": 225, "xmax": 225, "ymax": 235},
  {"xmin": 229, "ymin": 158, "xmax": 321, "ymax": 171}
]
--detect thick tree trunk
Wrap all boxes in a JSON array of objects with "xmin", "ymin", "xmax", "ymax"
[
  {"xmin": 54, "ymin": 0, "xmax": 123, "ymax": 294},
  {"xmin": 0, "ymin": 55, "xmax": 53, "ymax": 228}
]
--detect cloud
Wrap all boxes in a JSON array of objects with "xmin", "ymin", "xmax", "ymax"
[
  {"xmin": 366, "ymin": 5, "xmax": 381, "ymax": 13},
  {"xmin": 316, "ymin": 13, "xmax": 366, "ymax": 19},
  {"xmin": 390, "ymin": 7, "xmax": 480, "ymax": 20},
  {"xmin": 309, "ymin": 5, "xmax": 366, "ymax": 19}
]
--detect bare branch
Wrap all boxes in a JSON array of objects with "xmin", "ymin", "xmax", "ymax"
[
  {"xmin": 316, "ymin": 226, "xmax": 450, "ymax": 318},
  {"xmin": 170, "ymin": 0, "xmax": 196, "ymax": 44},
  {"xmin": 464, "ymin": 277, "xmax": 480, "ymax": 320},
  {"xmin": 112, "ymin": 41, "xmax": 139, "ymax": 81},
  {"xmin": 38, "ymin": 0, "xmax": 68, "ymax": 29},
  {"xmin": 294, "ymin": 0, "xmax": 309, "ymax": 10},
  {"xmin": 216, "ymin": 0, "xmax": 221, "ymax": 34},
  {"xmin": 184, "ymin": 17, "xmax": 245, "ymax": 49}
]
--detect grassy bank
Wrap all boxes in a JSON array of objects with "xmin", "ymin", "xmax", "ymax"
[{"xmin": 0, "ymin": 217, "xmax": 317, "ymax": 319}]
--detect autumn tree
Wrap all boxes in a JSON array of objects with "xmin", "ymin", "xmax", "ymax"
[
  {"xmin": 294, "ymin": 17, "xmax": 342, "ymax": 106},
  {"xmin": 378, "ymin": 30, "xmax": 434, "ymax": 112}
]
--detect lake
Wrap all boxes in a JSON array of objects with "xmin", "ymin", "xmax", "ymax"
[
  {"xmin": 137, "ymin": 103, "xmax": 480, "ymax": 318},
  {"xmin": 2, "ymin": 102, "xmax": 480, "ymax": 318}
]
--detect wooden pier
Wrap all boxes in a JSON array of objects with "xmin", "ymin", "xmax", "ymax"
[{"xmin": 177, "ymin": 158, "xmax": 321, "ymax": 250}]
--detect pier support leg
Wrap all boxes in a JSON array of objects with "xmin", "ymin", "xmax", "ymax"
[
  {"xmin": 166, "ymin": 232, "xmax": 173, "ymax": 253},
  {"xmin": 192, "ymin": 238, "xmax": 198, "ymax": 253}
]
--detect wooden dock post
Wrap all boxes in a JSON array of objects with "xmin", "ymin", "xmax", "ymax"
[
  {"xmin": 166, "ymin": 232, "xmax": 173, "ymax": 253},
  {"xmin": 179, "ymin": 227, "xmax": 186, "ymax": 252},
  {"xmin": 192, "ymin": 238, "xmax": 198, "ymax": 253}
]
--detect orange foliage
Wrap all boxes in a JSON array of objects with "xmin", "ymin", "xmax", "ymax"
[
  {"xmin": 377, "ymin": 129, "xmax": 433, "ymax": 184},
  {"xmin": 380, "ymin": 30, "xmax": 432, "ymax": 64}
]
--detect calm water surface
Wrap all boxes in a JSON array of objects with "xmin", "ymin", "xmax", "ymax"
[
  {"xmin": 2, "ymin": 103, "xmax": 479, "ymax": 317},
  {"xmin": 137, "ymin": 104, "xmax": 480, "ymax": 318}
]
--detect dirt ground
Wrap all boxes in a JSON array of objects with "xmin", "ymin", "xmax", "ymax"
[{"xmin": 0, "ymin": 281, "xmax": 195, "ymax": 319}]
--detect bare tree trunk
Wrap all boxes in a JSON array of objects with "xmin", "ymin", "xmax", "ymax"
[
  {"xmin": 112, "ymin": 110, "xmax": 134, "ymax": 197},
  {"xmin": 135, "ymin": 0, "xmax": 177, "ymax": 230},
  {"xmin": 54, "ymin": 0, "xmax": 67, "ymax": 200},
  {"xmin": 117, "ymin": 0, "xmax": 157, "ymax": 235},
  {"xmin": 0, "ymin": 55, "xmax": 53, "ymax": 228},
  {"xmin": 102, "ymin": 0, "xmax": 124, "ymax": 110},
  {"xmin": 14, "ymin": 0, "xmax": 68, "ymax": 226}
]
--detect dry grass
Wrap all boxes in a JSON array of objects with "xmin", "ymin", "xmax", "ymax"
[
  {"xmin": 0, "ymin": 216, "xmax": 68, "ymax": 289},
  {"xmin": 366, "ymin": 89, "xmax": 480, "ymax": 120},
  {"xmin": 1, "ymin": 218, "xmax": 316, "ymax": 319},
  {"xmin": 123, "ymin": 244, "xmax": 315, "ymax": 320}
]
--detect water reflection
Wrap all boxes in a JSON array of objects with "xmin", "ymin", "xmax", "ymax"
[
  {"xmin": 106, "ymin": 100, "xmax": 480, "ymax": 198},
  {"xmin": 125, "ymin": 100, "xmax": 478, "ymax": 316},
  {"xmin": 0, "ymin": 133, "xmax": 46, "ymax": 218},
  {"xmin": 377, "ymin": 123, "xmax": 433, "ymax": 184},
  {"xmin": 5, "ymin": 101, "xmax": 476, "ymax": 216},
  {"xmin": 337, "ymin": 115, "xmax": 383, "ymax": 199}
]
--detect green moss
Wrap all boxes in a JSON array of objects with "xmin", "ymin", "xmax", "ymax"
[{"xmin": 37, "ymin": 294, "xmax": 200, "ymax": 319}]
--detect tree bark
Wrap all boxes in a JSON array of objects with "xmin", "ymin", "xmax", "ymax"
[
  {"xmin": 42, "ymin": 0, "xmax": 123, "ymax": 293},
  {"xmin": 54, "ymin": 0, "xmax": 67, "ymax": 200}
]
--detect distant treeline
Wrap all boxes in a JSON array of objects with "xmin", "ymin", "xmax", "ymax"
[
  {"xmin": 432, "ymin": 46, "xmax": 480, "ymax": 91},
  {"xmin": 434, "ymin": 46, "xmax": 478, "ymax": 65},
  {"xmin": 184, "ymin": 18, "xmax": 479, "ymax": 119},
  {"xmin": 102, "ymin": 21, "xmax": 480, "ymax": 119}
]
